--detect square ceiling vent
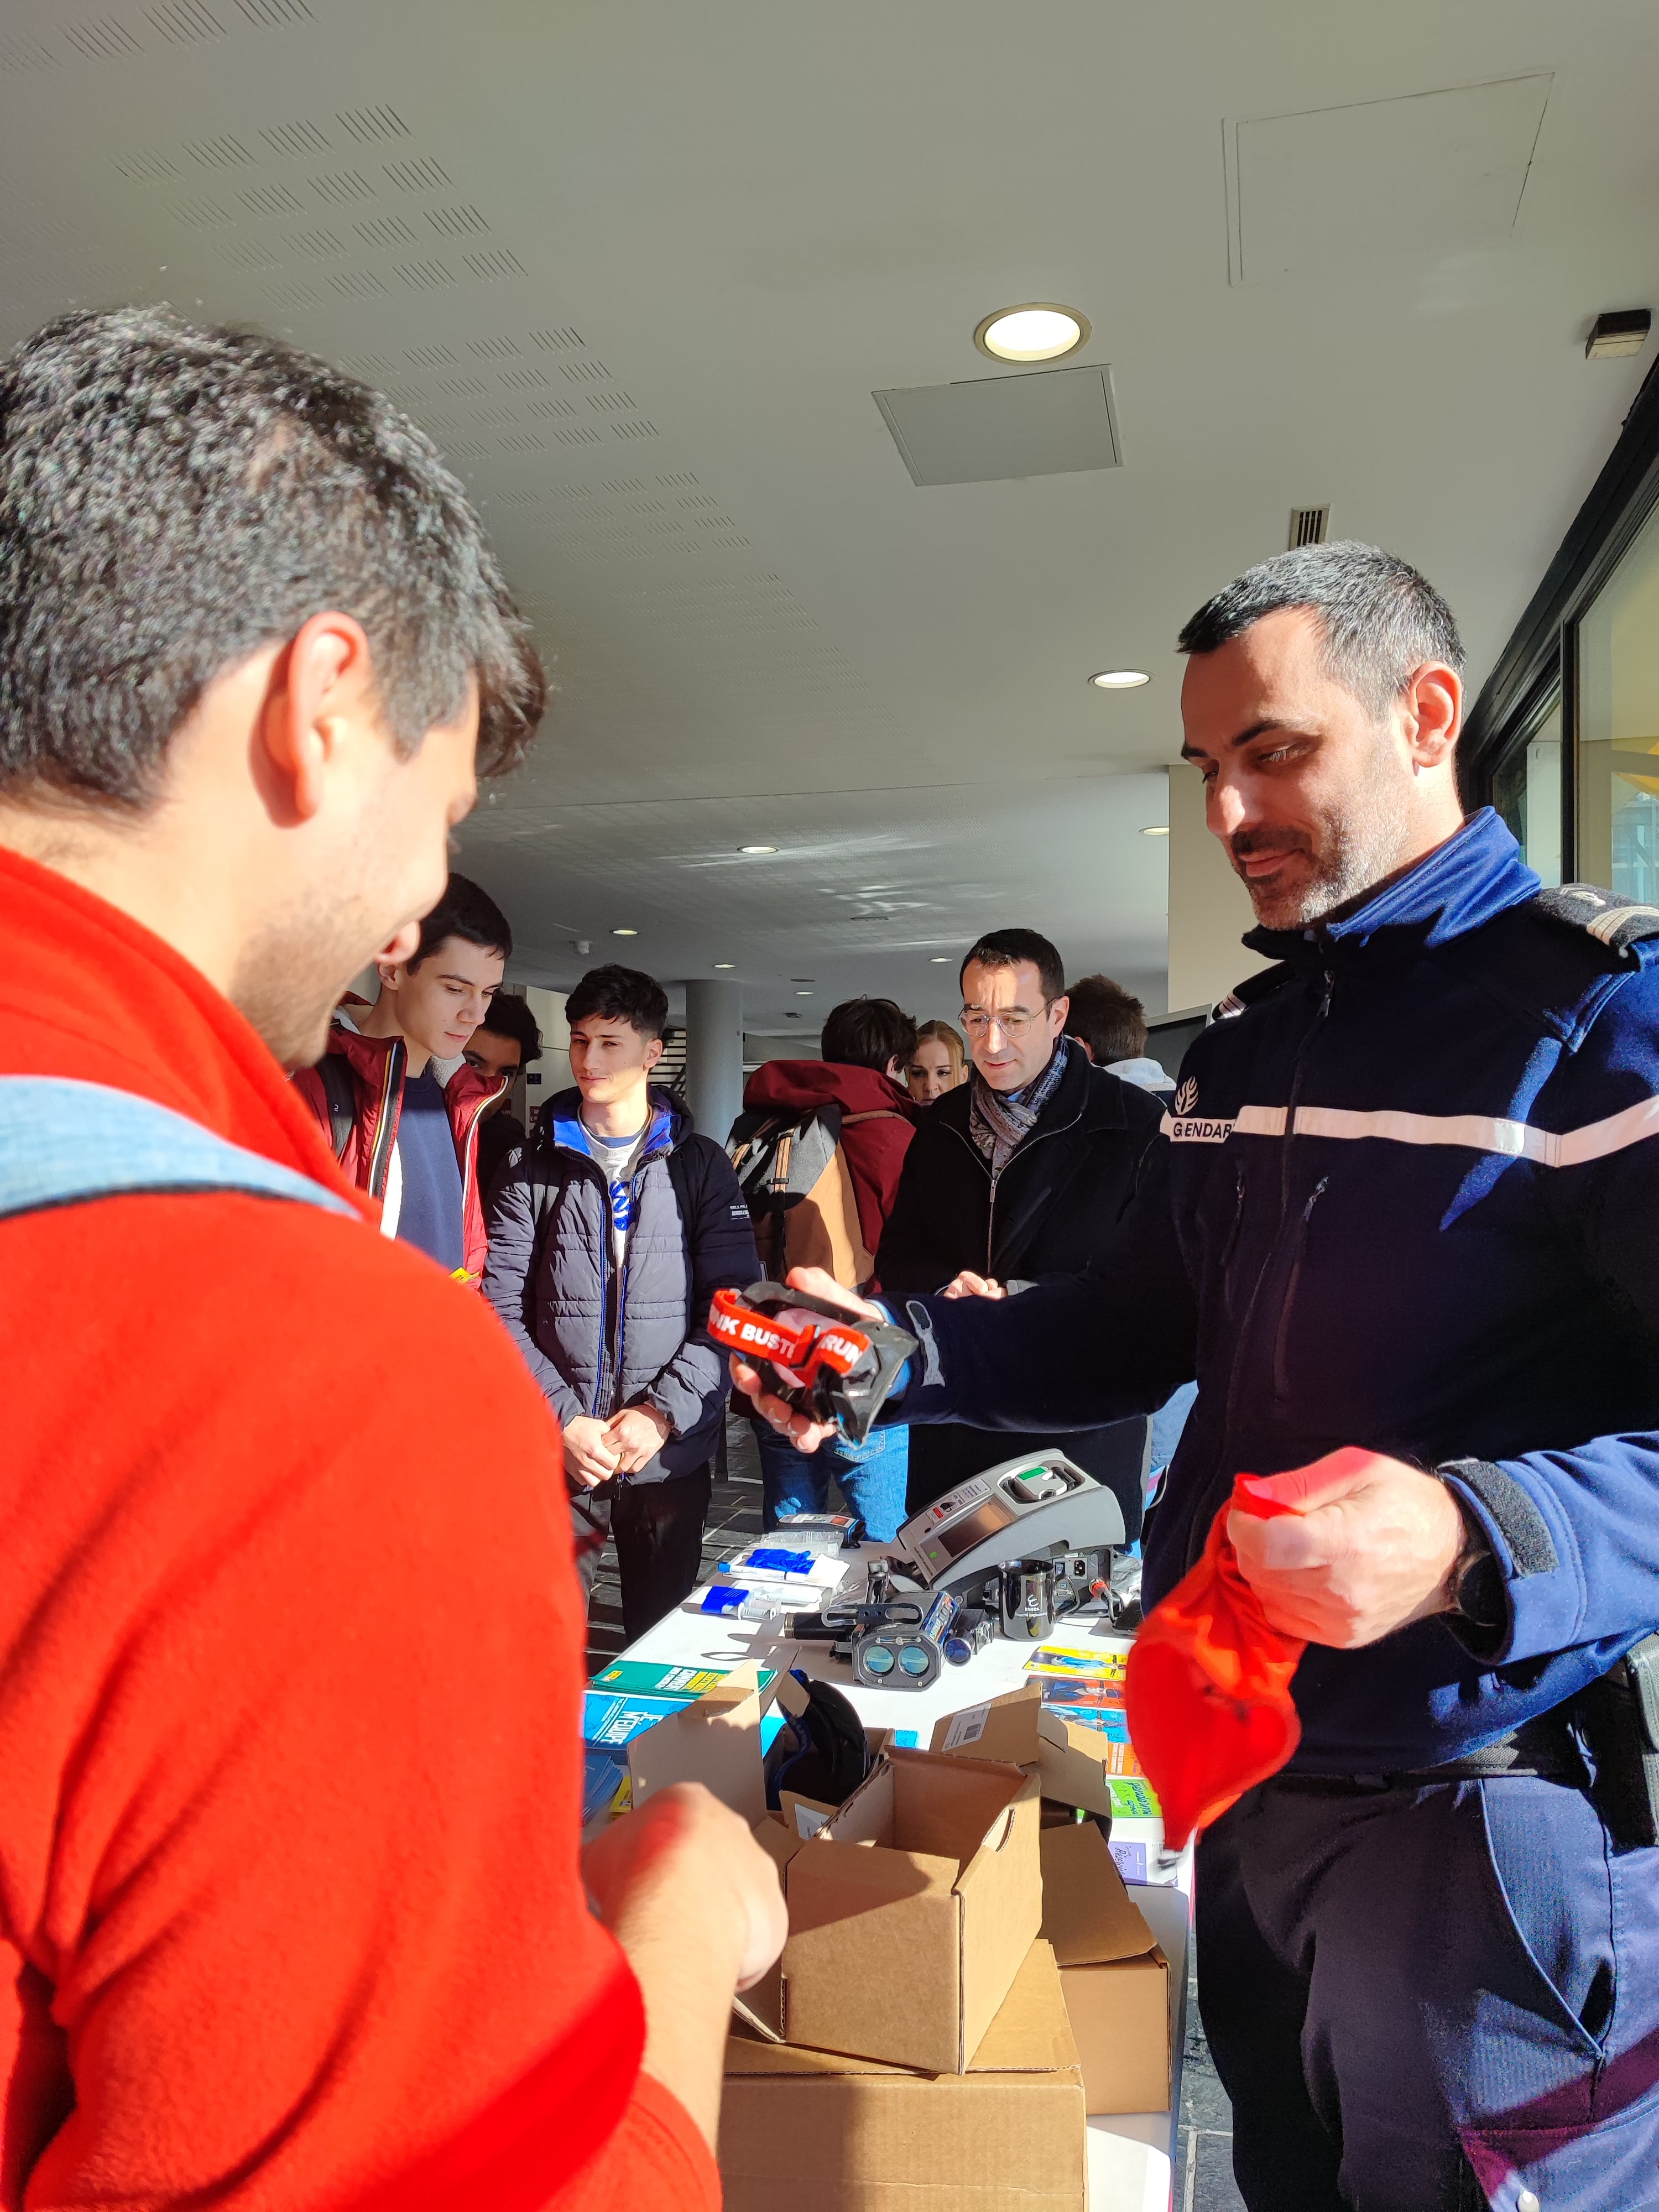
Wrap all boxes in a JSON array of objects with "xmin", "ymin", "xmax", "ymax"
[
  {"xmin": 1226, "ymin": 74, "xmax": 1552, "ymax": 284},
  {"xmin": 873, "ymin": 363, "xmax": 1121, "ymax": 487}
]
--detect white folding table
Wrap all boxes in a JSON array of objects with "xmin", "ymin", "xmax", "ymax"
[{"xmin": 617, "ymin": 1553, "xmax": 1193, "ymax": 2211}]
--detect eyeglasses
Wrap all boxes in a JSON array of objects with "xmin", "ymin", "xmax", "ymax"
[{"xmin": 959, "ymin": 1002, "xmax": 1053, "ymax": 1038}]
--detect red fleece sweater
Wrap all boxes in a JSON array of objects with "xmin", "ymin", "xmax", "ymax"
[
  {"xmin": 740, "ymin": 1060, "xmax": 917, "ymax": 1271},
  {"xmin": 0, "ymin": 848, "xmax": 717, "ymax": 2211}
]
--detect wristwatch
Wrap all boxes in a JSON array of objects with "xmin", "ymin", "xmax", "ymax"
[{"xmin": 1443, "ymin": 1498, "xmax": 1505, "ymax": 1631}]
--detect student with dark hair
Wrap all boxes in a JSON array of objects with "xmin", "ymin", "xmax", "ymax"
[
  {"xmin": 466, "ymin": 989, "xmax": 543, "ymax": 1198},
  {"xmin": 1, "ymin": 309, "xmax": 780, "ymax": 2212},
  {"xmin": 1065, "ymin": 973, "xmax": 1176, "ymax": 1096},
  {"xmin": 878, "ymin": 926, "xmax": 1162, "ymax": 1526},
  {"xmin": 729, "ymin": 995, "xmax": 919, "ymax": 1537},
  {"xmin": 293, "ymin": 871, "xmax": 514, "ymax": 1281},
  {"xmin": 486, "ymin": 964, "xmax": 758, "ymax": 1636}
]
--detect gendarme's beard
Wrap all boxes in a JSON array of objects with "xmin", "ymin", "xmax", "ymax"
[{"xmin": 1236, "ymin": 747, "xmax": 1421, "ymax": 931}]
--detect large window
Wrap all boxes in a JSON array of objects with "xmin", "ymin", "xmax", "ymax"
[
  {"xmin": 1575, "ymin": 498, "xmax": 1659, "ymax": 901},
  {"xmin": 1491, "ymin": 693, "xmax": 1563, "ymax": 888},
  {"xmin": 1468, "ymin": 355, "xmax": 1659, "ymax": 888}
]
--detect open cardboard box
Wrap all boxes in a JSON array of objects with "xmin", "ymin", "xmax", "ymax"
[
  {"xmin": 738, "ymin": 1746, "xmax": 1041, "ymax": 2074},
  {"xmin": 720, "ymin": 1938, "xmax": 1086, "ymax": 2212},
  {"xmin": 931, "ymin": 1679, "xmax": 1152, "ymax": 1822},
  {"xmin": 1040, "ymin": 1819, "xmax": 1171, "ymax": 2114},
  {"xmin": 627, "ymin": 1658, "xmax": 773, "ymax": 1825}
]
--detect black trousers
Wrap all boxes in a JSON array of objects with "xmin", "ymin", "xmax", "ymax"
[
  {"xmin": 571, "ymin": 1463, "xmax": 712, "ymax": 1644},
  {"xmin": 1198, "ymin": 1772, "xmax": 1659, "ymax": 2212}
]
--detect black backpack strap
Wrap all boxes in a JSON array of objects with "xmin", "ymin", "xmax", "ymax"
[{"xmin": 316, "ymin": 1051, "xmax": 357, "ymax": 1162}]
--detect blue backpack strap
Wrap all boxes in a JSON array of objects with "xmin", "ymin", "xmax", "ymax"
[{"xmin": 0, "ymin": 1076, "xmax": 357, "ymax": 1224}]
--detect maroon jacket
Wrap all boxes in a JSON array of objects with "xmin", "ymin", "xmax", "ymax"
[
  {"xmin": 292, "ymin": 1019, "xmax": 506, "ymax": 1285},
  {"xmin": 740, "ymin": 1060, "xmax": 917, "ymax": 1272}
]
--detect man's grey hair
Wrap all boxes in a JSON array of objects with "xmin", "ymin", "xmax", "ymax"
[{"xmin": 1176, "ymin": 541, "xmax": 1464, "ymax": 720}]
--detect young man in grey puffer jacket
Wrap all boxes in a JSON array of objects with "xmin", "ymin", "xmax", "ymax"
[{"xmin": 484, "ymin": 965, "xmax": 758, "ymax": 1638}]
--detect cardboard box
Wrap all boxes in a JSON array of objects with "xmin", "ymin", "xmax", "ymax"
[
  {"xmin": 1039, "ymin": 1820, "xmax": 1171, "ymax": 2114},
  {"xmin": 928, "ymin": 1682, "xmax": 1044, "ymax": 1765},
  {"xmin": 720, "ymin": 1938, "xmax": 1086, "ymax": 2212},
  {"xmin": 627, "ymin": 1659, "xmax": 770, "ymax": 1824},
  {"xmin": 776, "ymin": 1747, "xmax": 1041, "ymax": 2073}
]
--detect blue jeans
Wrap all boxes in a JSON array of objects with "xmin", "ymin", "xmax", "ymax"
[{"xmin": 754, "ymin": 1417, "xmax": 910, "ymax": 1543}]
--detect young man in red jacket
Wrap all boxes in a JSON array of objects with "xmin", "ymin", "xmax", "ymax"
[
  {"xmin": 293, "ymin": 872, "xmax": 514, "ymax": 1282},
  {"xmin": 735, "ymin": 995, "xmax": 918, "ymax": 1538},
  {"xmin": 0, "ymin": 307, "xmax": 784, "ymax": 2211}
]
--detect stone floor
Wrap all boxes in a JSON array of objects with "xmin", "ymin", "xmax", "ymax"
[
  {"xmin": 585, "ymin": 1411, "xmax": 1247, "ymax": 2210},
  {"xmin": 582, "ymin": 1407, "xmax": 768, "ymax": 1676},
  {"xmin": 1172, "ymin": 1956, "xmax": 1246, "ymax": 2210}
]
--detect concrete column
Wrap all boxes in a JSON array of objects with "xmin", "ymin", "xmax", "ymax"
[
  {"xmin": 519, "ymin": 985, "xmax": 570, "ymax": 1116},
  {"xmin": 683, "ymin": 977, "xmax": 744, "ymax": 1142},
  {"xmin": 1165, "ymin": 763, "xmax": 1272, "ymax": 1015}
]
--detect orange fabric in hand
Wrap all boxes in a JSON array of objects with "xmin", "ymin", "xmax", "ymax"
[{"xmin": 1126, "ymin": 1463, "xmax": 1335, "ymax": 1849}]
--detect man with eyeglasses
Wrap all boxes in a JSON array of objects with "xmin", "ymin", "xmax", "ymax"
[{"xmin": 877, "ymin": 925, "xmax": 1163, "ymax": 1527}]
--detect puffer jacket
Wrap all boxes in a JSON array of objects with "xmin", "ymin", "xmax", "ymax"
[
  {"xmin": 291, "ymin": 1019, "xmax": 505, "ymax": 1284},
  {"xmin": 482, "ymin": 1086, "xmax": 759, "ymax": 1481}
]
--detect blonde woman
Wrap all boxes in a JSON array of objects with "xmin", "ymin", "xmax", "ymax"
[{"xmin": 906, "ymin": 1019, "xmax": 967, "ymax": 1105}]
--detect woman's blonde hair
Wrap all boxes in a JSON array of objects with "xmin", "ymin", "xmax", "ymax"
[{"xmin": 912, "ymin": 1019, "xmax": 968, "ymax": 1086}]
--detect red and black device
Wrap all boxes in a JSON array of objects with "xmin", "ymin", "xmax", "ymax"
[{"xmin": 709, "ymin": 1280, "xmax": 916, "ymax": 1443}]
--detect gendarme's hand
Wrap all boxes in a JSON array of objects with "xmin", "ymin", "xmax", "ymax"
[
  {"xmin": 726, "ymin": 1265, "xmax": 883, "ymax": 1455},
  {"xmin": 1226, "ymin": 1447, "xmax": 1467, "ymax": 1648}
]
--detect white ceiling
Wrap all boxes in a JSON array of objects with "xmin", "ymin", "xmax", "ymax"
[{"xmin": 2, "ymin": 0, "xmax": 1656, "ymax": 1031}]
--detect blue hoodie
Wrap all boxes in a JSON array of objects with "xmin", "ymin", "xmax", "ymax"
[{"xmin": 896, "ymin": 810, "xmax": 1659, "ymax": 1771}]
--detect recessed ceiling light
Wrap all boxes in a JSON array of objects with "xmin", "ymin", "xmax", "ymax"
[
  {"xmin": 1090, "ymin": 669, "xmax": 1150, "ymax": 689},
  {"xmin": 714, "ymin": 962, "xmax": 736, "ymax": 969},
  {"xmin": 611, "ymin": 926, "xmax": 638, "ymax": 937},
  {"xmin": 738, "ymin": 843, "xmax": 779, "ymax": 855},
  {"xmin": 974, "ymin": 304, "xmax": 1091, "ymax": 363},
  {"xmin": 1141, "ymin": 825, "xmax": 1170, "ymax": 838},
  {"xmin": 796, "ymin": 989, "xmax": 814, "ymax": 997}
]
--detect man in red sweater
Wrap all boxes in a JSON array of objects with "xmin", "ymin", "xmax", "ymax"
[{"xmin": 0, "ymin": 308, "xmax": 784, "ymax": 2209}]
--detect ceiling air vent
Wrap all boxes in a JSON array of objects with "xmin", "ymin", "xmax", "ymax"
[{"xmin": 1288, "ymin": 504, "xmax": 1329, "ymax": 549}]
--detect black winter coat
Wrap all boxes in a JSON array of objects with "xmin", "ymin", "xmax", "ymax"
[{"xmin": 876, "ymin": 1042, "xmax": 1163, "ymax": 1529}]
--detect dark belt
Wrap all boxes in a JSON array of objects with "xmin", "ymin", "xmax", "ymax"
[{"xmin": 1276, "ymin": 1711, "xmax": 1589, "ymax": 1796}]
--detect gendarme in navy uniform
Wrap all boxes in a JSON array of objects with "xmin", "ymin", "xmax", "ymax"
[{"xmin": 877, "ymin": 546, "xmax": 1659, "ymax": 2212}]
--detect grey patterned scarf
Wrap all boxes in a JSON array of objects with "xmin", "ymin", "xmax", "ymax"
[{"xmin": 968, "ymin": 1036, "xmax": 1071, "ymax": 1183}]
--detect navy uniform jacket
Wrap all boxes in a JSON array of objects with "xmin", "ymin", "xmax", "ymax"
[{"xmin": 896, "ymin": 808, "xmax": 1659, "ymax": 1771}]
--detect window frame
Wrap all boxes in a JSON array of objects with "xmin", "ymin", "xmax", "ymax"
[{"xmin": 1465, "ymin": 356, "xmax": 1659, "ymax": 881}]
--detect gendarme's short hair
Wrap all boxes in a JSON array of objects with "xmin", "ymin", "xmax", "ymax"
[
  {"xmin": 1176, "ymin": 541, "xmax": 1464, "ymax": 720},
  {"xmin": 566, "ymin": 964, "xmax": 669, "ymax": 1042},
  {"xmin": 0, "ymin": 307, "xmax": 546, "ymax": 807},
  {"xmin": 960, "ymin": 927, "xmax": 1066, "ymax": 1008}
]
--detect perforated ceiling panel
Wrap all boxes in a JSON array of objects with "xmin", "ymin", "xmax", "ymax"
[{"xmin": 1, "ymin": 6, "xmax": 1653, "ymax": 1028}]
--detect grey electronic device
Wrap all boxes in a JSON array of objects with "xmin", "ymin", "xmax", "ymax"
[{"xmin": 894, "ymin": 1450, "xmax": 1127, "ymax": 1595}]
